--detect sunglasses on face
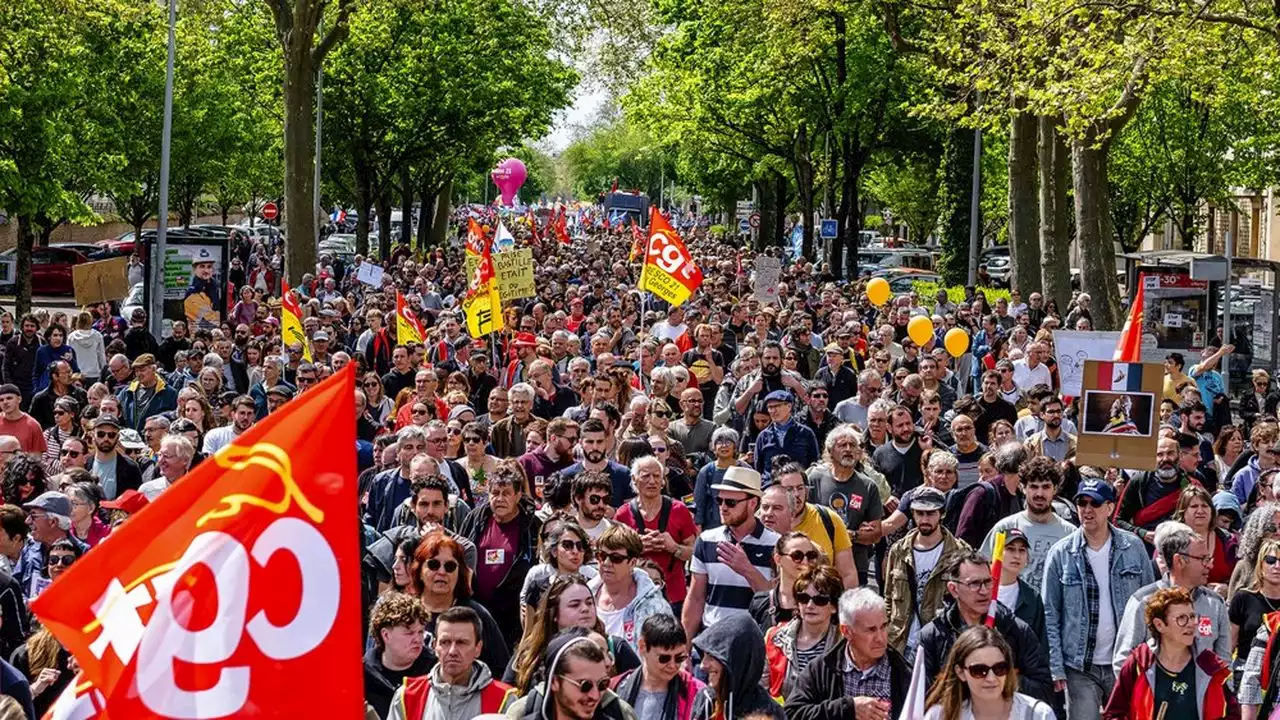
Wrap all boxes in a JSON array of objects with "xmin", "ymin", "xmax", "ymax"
[
  {"xmin": 651, "ymin": 411, "xmax": 670, "ymax": 419},
  {"xmin": 965, "ymin": 661, "xmax": 1010, "ymax": 679},
  {"xmin": 788, "ymin": 550, "xmax": 821, "ymax": 564},
  {"xmin": 559, "ymin": 539, "xmax": 587, "ymax": 553},
  {"xmin": 60, "ymin": 448, "xmax": 82, "ymax": 458},
  {"xmin": 585, "ymin": 493, "xmax": 608, "ymax": 505},
  {"xmin": 48, "ymin": 555, "xmax": 76, "ymax": 567},
  {"xmin": 1075, "ymin": 497, "xmax": 1104, "ymax": 508},
  {"xmin": 463, "ymin": 436, "xmax": 483, "ymax": 444},
  {"xmin": 656, "ymin": 652, "xmax": 688, "ymax": 665},
  {"xmin": 96, "ymin": 431, "xmax": 117, "ymax": 440},
  {"xmin": 716, "ymin": 497, "xmax": 742, "ymax": 508},
  {"xmin": 795, "ymin": 592, "xmax": 836, "ymax": 607},
  {"xmin": 599, "ymin": 551, "xmax": 632, "ymax": 565},
  {"xmin": 425, "ymin": 559, "xmax": 458, "ymax": 573},
  {"xmin": 560, "ymin": 677, "xmax": 611, "ymax": 695},
  {"xmin": 1266, "ymin": 555, "xmax": 1280, "ymax": 566}
]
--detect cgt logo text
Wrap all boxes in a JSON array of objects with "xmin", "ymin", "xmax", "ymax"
[{"xmin": 87, "ymin": 516, "xmax": 340, "ymax": 717}]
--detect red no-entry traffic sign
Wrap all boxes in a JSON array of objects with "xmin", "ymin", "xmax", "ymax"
[{"xmin": 261, "ymin": 202, "xmax": 279, "ymax": 221}]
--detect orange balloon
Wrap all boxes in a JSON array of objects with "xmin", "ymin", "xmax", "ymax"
[
  {"xmin": 908, "ymin": 315, "xmax": 935, "ymax": 347},
  {"xmin": 944, "ymin": 327, "xmax": 970, "ymax": 358},
  {"xmin": 866, "ymin": 277, "xmax": 890, "ymax": 306}
]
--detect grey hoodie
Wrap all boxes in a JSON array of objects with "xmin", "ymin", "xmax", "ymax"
[
  {"xmin": 692, "ymin": 614, "xmax": 785, "ymax": 720},
  {"xmin": 67, "ymin": 328, "xmax": 106, "ymax": 380},
  {"xmin": 387, "ymin": 661, "xmax": 505, "ymax": 720}
]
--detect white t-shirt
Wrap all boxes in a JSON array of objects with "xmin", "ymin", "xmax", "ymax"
[
  {"xmin": 1013, "ymin": 360, "xmax": 1052, "ymax": 392},
  {"xmin": 998, "ymin": 581, "xmax": 1021, "ymax": 613},
  {"xmin": 907, "ymin": 543, "xmax": 946, "ymax": 653},
  {"xmin": 598, "ymin": 604, "xmax": 627, "ymax": 638},
  {"xmin": 1086, "ymin": 538, "xmax": 1116, "ymax": 665},
  {"xmin": 651, "ymin": 321, "xmax": 688, "ymax": 343},
  {"xmin": 582, "ymin": 518, "xmax": 613, "ymax": 542}
]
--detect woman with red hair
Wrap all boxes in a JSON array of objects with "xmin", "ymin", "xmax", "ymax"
[{"xmin": 410, "ymin": 530, "xmax": 510, "ymax": 675}]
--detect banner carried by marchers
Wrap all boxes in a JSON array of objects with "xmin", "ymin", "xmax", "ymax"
[
  {"xmin": 397, "ymin": 291, "xmax": 425, "ymax": 345},
  {"xmin": 280, "ymin": 280, "xmax": 311, "ymax": 362},
  {"xmin": 639, "ymin": 207, "xmax": 702, "ymax": 308},
  {"xmin": 32, "ymin": 366, "xmax": 363, "ymax": 719},
  {"xmin": 464, "ymin": 242, "xmax": 504, "ymax": 337}
]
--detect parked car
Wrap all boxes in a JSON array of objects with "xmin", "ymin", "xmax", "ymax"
[
  {"xmin": 0, "ymin": 246, "xmax": 89, "ymax": 295},
  {"xmin": 120, "ymin": 282, "xmax": 145, "ymax": 321}
]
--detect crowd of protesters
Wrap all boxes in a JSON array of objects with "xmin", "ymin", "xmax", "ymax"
[{"xmin": 0, "ymin": 210, "xmax": 1271, "ymax": 720}]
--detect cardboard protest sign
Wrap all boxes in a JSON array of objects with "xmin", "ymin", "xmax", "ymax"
[
  {"xmin": 73, "ymin": 257, "xmax": 131, "ymax": 306},
  {"xmin": 1075, "ymin": 360, "xmax": 1162, "ymax": 471},
  {"xmin": 356, "ymin": 261, "xmax": 385, "ymax": 287},
  {"xmin": 465, "ymin": 248, "xmax": 535, "ymax": 300},
  {"xmin": 1053, "ymin": 331, "xmax": 1121, "ymax": 396},
  {"xmin": 754, "ymin": 257, "xmax": 782, "ymax": 304}
]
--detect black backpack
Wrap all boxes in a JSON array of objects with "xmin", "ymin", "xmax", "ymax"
[
  {"xmin": 629, "ymin": 496, "xmax": 676, "ymax": 571},
  {"xmin": 942, "ymin": 480, "xmax": 999, "ymax": 535}
]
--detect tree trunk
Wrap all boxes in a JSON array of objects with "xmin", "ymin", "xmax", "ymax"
[
  {"xmin": 221, "ymin": 206, "xmax": 230, "ymax": 226},
  {"xmin": 771, "ymin": 171, "xmax": 787, "ymax": 248},
  {"xmin": 794, "ymin": 124, "xmax": 816, "ymax": 260},
  {"xmin": 399, "ymin": 166, "xmax": 413, "ymax": 248},
  {"xmin": 720, "ymin": 190, "xmax": 736, "ymax": 228},
  {"xmin": 416, "ymin": 183, "xmax": 434, "ymax": 251},
  {"xmin": 1039, "ymin": 116, "xmax": 1071, "ymax": 309},
  {"xmin": 823, "ymin": 133, "xmax": 837, "ymax": 219},
  {"xmin": 1008, "ymin": 108, "xmax": 1041, "ymax": 294},
  {"xmin": 282, "ymin": 40, "xmax": 318, "ymax": 284},
  {"xmin": 938, "ymin": 127, "xmax": 975, "ymax": 286},
  {"xmin": 14, "ymin": 216, "xmax": 35, "ymax": 317},
  {"xmin": 375, "ymin": 192, "xmax": 392, "ymax": 262},
  {"xmin": 1072, "ymin": 139, "xmax": 1121, "ymax": 330},
  {"xmin": 832, "ymin": 140, "xmax": 863, "ymax": 280},
  {"xmin": 354, "ymin": 151, "xmax": 372, "ymax": 257},
  {"xmin": 430, "ymin": 178, "xmax": 452, "ymax": 249}
]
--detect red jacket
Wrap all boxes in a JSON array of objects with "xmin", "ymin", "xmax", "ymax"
[{"xmin": 1104, "ymin": 642, "xmax": 1239, "ymax": 720}]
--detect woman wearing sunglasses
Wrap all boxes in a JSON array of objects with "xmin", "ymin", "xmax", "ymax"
[
  {"xmin": 408, "ymin": 530, "xmax": 509, "ymax": 678},
  {"xmin": 590, "ymin": 524, "xmax": 674, "ymax": 654},
  {"xmin": 1229, "ymin": 538, "xmax": 1280, "ymax": 687},
  {"xmin": 764, "ymin": 565, "xmax": 843, "ymax": 700},
  {"xmin": 1105, "ymin": 587, "xmax": 1237, "ymax": 720},
  {"xmin": 612, "ymin": 613, "xmax": 711, "ymax": 720},
  {"xmin": 925, "ymin": 626, "xmax": 1053, "ymax": 720},
  {"xmin": 521, "ymin": 519, "xmax": 598, "ymax": 628},
  {"xmin": 508, "ymin": 574, "xmax": 640, "ymax": 695},
  {"xmin": 750, "ymin": 531, "xmax": 824, "ymax": 631},
  {"xmin": 40, "ymin": 397, "xmax": 81, "ymax": 475}
]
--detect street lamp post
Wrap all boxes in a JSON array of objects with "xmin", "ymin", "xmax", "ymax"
[{"xmin": 150, "ymin": 0, "xmax": 177, "ymax": 338}]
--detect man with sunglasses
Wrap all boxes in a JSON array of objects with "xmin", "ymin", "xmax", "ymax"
[
  {"xmin": 87, "ymin": 416, "xmax": 140, "ymax": 501},
  {"xmin": 505, "ymin": 631, "xmax": 627, "ymax": 720},
  {"xmin": 570, "ymin": 472, "xmax": 615, "ymax": 542},
  {"xmin": 612, "ymin": 613, "xmax": 708, "ymax": 720},
  {"xmin": 14, "ymin": 492, "xmax": 85, "ymax": 600},
  {"xmin": 518, "ymin": 418, "xmax": 579, "ymax": 502},
  {"xmin": 682, "ymin": 467, "xmax": 778, "ymax": 640},
  {"xmin": 1042, "ymin": 479, "xmax": 1154, "ymax": 720},
  {"xmin": 917, "ymin": 551, "xmax": 1053, "ymax": 703}
]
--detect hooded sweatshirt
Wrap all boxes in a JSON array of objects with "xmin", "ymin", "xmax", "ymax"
[
  {"xmin": 588, "ymin": 568, "xmax": 674, "ymax": 651},
  {"xmin": 693, "ymin": 614, "xmax": 785, "ymax": 720},
  {"xmin": 387, "ymin": 661, "xmax": 513, "ymax": 720},
  {"xmin": 67, "ymin": 328, "xmax": 106, "ymax": 381}
]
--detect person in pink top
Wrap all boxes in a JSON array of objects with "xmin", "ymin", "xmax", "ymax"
[{"xmin": 0, "ymin": 385, "xmax": 45, "ymax": 455}]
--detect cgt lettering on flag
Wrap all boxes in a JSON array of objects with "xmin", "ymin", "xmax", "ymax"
[
  {"xmin": 32, "ymin": 368, "xmax": 363, "ymax": 719},
  {"xmin": 639, "ymin": 207, "xmax": 702, "ymax": 308}
]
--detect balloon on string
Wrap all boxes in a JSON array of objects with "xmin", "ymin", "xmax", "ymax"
[
  {"xmin": 907, "ymin": 316, "xmax": 935, "ymax": 347},
  {"xmin": 866, "ymin": 277, "xmax": 890, "ymax": 306},
  {"xmin": 944, "ymin": 327, "xmax": 970, "ymax": 358},
  {"xmin": 491, "ymin": 158, "xmax": 528, "ymax": 206}
]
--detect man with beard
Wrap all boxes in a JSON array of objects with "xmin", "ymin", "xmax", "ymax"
[
  {"xmin": 872, "ymin": 406, "xmax": 925, "ymax": 499},
  {"xmin": 156, "ymin": 319, "xmax": 192, "ymax": 371},
  {"xmin": 798, "ymin": 381, "xmax": 837, "ymax": 449},
  {"xmin": 570, "ymin": 471, "xmax": 614, "ymax": 541},
  {"xmin": 88, "ymin": 416, "xmax": 141, "ymax": 500},
  {"xmin": 1178, "ymin": 400, "xmax": 1216, "ymax": 473},
  {"xmin": 808, "ymin": 425, "xmax": 884, "ymax": 586},
  {"xmin": 1116, "ymin": 436, "xmax": 1195, "ymax": 547},
  {"xmin": 979, "ymin": 457, "xmax": 1076, "ymax": 584},
  {"xmin": 883, "ymin": 487, "xmax": 969, "ymax": 658},
  {"xmin": 516, "ymin": 418, "xmax": 577, "ymax": 501},
  {"xmin": 2, "ymin": 316, "xmax": 39, "ymax": 410},
  {"xmin": 202, "ymin": 395, "xmax": 257, "ymax": 456},
  {"xmin": 973, "ymin": 370, "xmax": 1019, "ymax": 445},
  {"xmin": 1025, "ymin": 395, "xmax": 1076, "ymax": 463},
  {"xmin": 669, "ymin": 387, "xmax": 716, "ymax": 455},
  {"xmin": 731, "ymin": 342, "xmax": 808, "ymax": 419},
  {"xmin": 563, "ymin": 419, "xmax": 632, "ymax": 505},
  {"xmin": 1043, "ymin": 480, "xmax": 1154, "ymax": 720}
]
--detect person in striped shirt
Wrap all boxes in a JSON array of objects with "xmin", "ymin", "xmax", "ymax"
[{"xmin": 681, "ymin": 466, "xmax": 780, "ymax": 640}]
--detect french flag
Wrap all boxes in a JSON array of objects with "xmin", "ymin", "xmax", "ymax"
[{"xmin": 1095, "ymin": 361, "xmax": 1144, "ymax": 392}]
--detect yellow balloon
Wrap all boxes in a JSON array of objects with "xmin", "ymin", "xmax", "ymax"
[
  {"xmin": 866, "ymin": 277, "xmax": 890, "ymax": 306},
  {"xmin": 944, "ymin": 327, "xmax": 970, "ymax": 358},
  {"xmin": 908, "ymin": 316, "xmax": 935, "ymax": 347}
]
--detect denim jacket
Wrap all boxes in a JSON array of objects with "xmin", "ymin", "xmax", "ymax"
[{"xmin": 1041, "ymin": 525, "xmax": 1155, "ymax": 681}]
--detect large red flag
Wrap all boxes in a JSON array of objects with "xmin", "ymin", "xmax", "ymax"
[
  {"xmin": 32, "ymin": 366, "xmax": 363, "ymax": 719},
  {"xmin": 1114, "ymin": 274, "xmax": 1146, "ymax": 361}
]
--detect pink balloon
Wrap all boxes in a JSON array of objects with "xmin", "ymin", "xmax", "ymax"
[{"xmin": 491, "ymin": 158, "xmax": 527, "ymax": 206}]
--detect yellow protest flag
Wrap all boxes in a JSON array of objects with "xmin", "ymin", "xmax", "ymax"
[
  {"xmin": 464, "ymin": 244, "xmax": 504, "ymax": 337},
  {"xmin": 396, "ymin": 291, "xmax": 425, "ymax": 345},
  {"xmin": 281, "ymin": 280, "xmax": 312, "ymax": 361}
]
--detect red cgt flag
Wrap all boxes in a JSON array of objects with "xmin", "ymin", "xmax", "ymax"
[
  {"xmin": 32, "ymin": 367, "xmax": 363, "ymax": 719},
  {"xmin": 1114, "ymin": 274, "xmax": 1147, "ymax": 362}
]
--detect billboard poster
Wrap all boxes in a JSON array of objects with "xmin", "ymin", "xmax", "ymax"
[{"xmin": 142, "ymin": 240, "xmax": 228, "ymax": 333}]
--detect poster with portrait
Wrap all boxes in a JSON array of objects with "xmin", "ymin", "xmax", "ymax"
[
  {"xmin": 143, "ymin": 238, "xmax": 229, "ymax": 334},
  {"xmin": 1076, "ymin": 360, "xmax": 1163, "ymax": 470}
]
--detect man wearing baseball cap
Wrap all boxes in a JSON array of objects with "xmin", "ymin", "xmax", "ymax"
[
  {"xmin": 14, "ymin": 491, "xmax": 85, "ymax": 599},
  {"xmin": 884, "ymin": 486, "xmax": 969, "ymax": 659},
  {"xmin": 1042, "ymin": 478, "xmax": 1155, "ymax": 719},
  {"xmin": 993, "ymin": 528, "xmax": 1046, "ymax": 641},
  {"xmin": 682, "ymin": 466, "xmax": 779, "ymax": 640},
  {"xmin": 753, "ymin": 390, "xmax": 819, "ymax": 478},
  {"xmin": 116, "ymin": 353, "xmax": 178, "ymax": 431}
]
